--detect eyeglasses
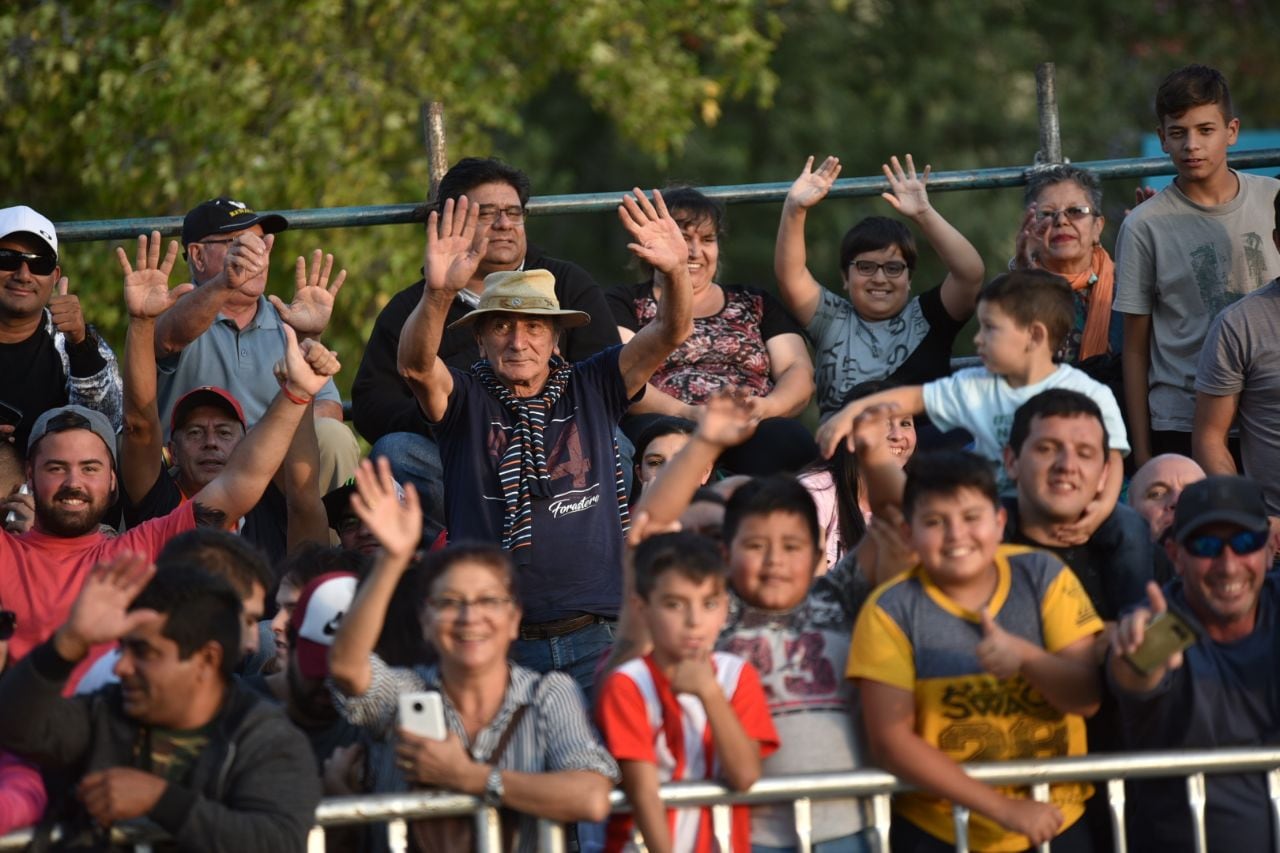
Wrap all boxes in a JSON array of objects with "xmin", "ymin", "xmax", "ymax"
[
  {"xmin": 194, "ymin": 238, "xmax": 237, "ymax": 247},
  {"xmin": 850, "ymin": 260, "xmax": 908, "ymax": 278},
  {"xmin": 0, "ymin": 249, "xmax": 57, "ymax": 276},
  {"xmin": 1184, "ymin": 528, "xmax": 1268, "ymax": 559},
  {"xmin": 428, "ymin": 596, "xmax": 514, "ymax": 618},
  {"xmin": 1034, "ymin": 205, "xmax": 1095, "ymax": 223},
  {"xmin": 336, "ymin": 516, "xmax": 363, "ymax": 535},
  {"xmin": 476, "ymin": 206, "xmax": 525, "ymax": 224},
  {"xmin": 0, "ymin": 610, "xmax": 15, "ymax": 642}
]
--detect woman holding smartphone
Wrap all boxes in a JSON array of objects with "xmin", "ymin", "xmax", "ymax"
[{"xmin": 328, "ymin": 458, "xmax": 618, "ymax": 850}]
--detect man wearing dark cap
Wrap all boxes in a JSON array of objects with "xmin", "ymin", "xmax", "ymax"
[
  {"xmin": 152, "ymin": 197, "xmax": 356, "ymax": 491},
  {"xmin": 1108, "ymin": 475, "xmax": 1280, "ymax": 852},
  {"xmin": 121, "ymin": 385, "xmax": 292, "ymax": 564},
  {"xmin": 0, "ymin": 204, "xmax": 122, "ymax": 452}
]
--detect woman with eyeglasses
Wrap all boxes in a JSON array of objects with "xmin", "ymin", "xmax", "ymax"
[
  {"xmin": 775, "ymin": 154, "xmax": 985, "ymax": 420},
  {"xmin": 328, "ymin": 459, "xmax": 618, "ymax": 851},
  {"xmin": 607, "ymin": 186, "xmax": 819, "ymax": 476},
  {"xmin": 1012, "ymin": 164, "xmax": 1117, "ymax": 365}
]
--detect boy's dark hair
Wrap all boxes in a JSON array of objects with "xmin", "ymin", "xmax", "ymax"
[
  {"xmin": 662, "ymin": 186, "xmax": 726, "ymax": 238},
  {"xmin": 157, "ymin": 528, "xmax": 273, "ymax": 602},
  {"xmin": 633, "ymin": 531, "xmax": 726, "ymax": 600},
  {"xmin": 277, "ymin": 544, "xmax": 367, "ymax": 592},
  {"xmin": 1024, "ymin": 164, "xmax": 1103, "ymax": 211},
  {"xmin": 1008, "ymin": 389, "xmax": 1109, "ymax": 458},
  {"xmin": 979, "ymin": 270, "xmax": 1074, "ymax": 353},
  {"xmin": 903, "ymin": 450, "xmax": 1000, "ymax": 519},
  {"xmin": 839, "ymin": 216, "xmax": 918, "ymax": 275},
  {"xmin": 1155, "ymin": 64, "xmax": 1234, "ymax": 124},
  {"xmin": 428, "ymin": 156, "xmax": 531, "ymax": 212},
  {"xmin": 634, "ymin": 416, "xmax": 697, "ymax": 460},
  {"xmin": 130, "ymin": 564, "xmax": 242, "ymax": 680},
  {"xmin": 722, "ymin": 475, "xmax": 821, "ymax": 552}
]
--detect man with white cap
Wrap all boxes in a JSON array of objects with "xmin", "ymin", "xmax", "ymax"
[
  {"xmin": 0, "ymin": 204, "xmax": 121, "ymax": 452},
  {"xmin": 398, "ymin": 189, "xmax": 693, "ymax": 694},
  {"xmin": 1109, "ymin": 475, "xmax": 1280, "ymax": 852}
]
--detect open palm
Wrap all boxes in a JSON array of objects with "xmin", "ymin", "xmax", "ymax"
[
  {"xmin": 880, "ymin": 154, "xmax": 932, "ymax": 217},
  {"xmin": 425, "ymin": 196, "xmax": 488, "ymax": 294},
  {"xmin": 270, "ymin": 249, "xmax": 347, "ymax": 337},
  {"xmin": 620, "ymin": 189, "xmax": 686, "ymax": 276},
  {"xmin": 786, "ymin": 155, "xmax": 841, "ymax": 210},
  {"xmin": 118, "ymin": 232, "xmax": 193, "ymax": 320}
]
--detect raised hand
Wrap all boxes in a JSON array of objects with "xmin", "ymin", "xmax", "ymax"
[
  {"xmin": 880, "ymin": 154, "xmax": 933, "ymax": 219},
  {"xmin": 48, "ymin": 276, "xmax": 86, "ymax": 344},
  {"xmin": 696, "ymin": 388, "xmax": 760, "ymax": 449},
  {"xmin": 1, "ymin": 484, "xmax": 34, "ymax": 534},
  {"xmin": 425, "ymin": 196, "xmax": 488, "ymax": 295},
  {"xmin": 619, "ymin": 188, "xmax": 687, "ymax": 279},
  {"xmin": 625, "ymin": 509, "xmax": 682, "ymax": 549},
  {"xmin": 268, "ymin": 249, "xmax": 347, "ymax": 338},
  {"xmin": 273, "ymin": 323, "xmax": 340, "ymax": 400},
  {"xmin": 1111, "ymin": 581, "xmax": 1183, "ymax": 670},
  {"xmin": 784, "ymin": 155, "xmax": 842, "ymax": 211},
  {"xmin": 851, "ymin": 403, "xmax": 901, "ymax": 464},
  {"xmin": 118, "ymin": 232, "xmax": 194, "ymax": 320},
  {"xmin": 224, "ymin": 232, "xmax": 274, "ymax": 291},
  {"xmin": 54, "ymin": 553, "xmax": 160, "ymax": 662},
  {"xmin": 1013, "ymin": 205, "xmax": 1050, "ymax": 270},
  {"xmin": 351, "ymin": 456, "xmax": 422, "ymax": 561},
  {"xmin": 976, "ymin": 608, "xmax": 1027, "ymax": 679}
]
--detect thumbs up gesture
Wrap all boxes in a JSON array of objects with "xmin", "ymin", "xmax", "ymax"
[
  {"xmin": 48, "ymin": 276, "xmax": 86, "ymax": 344},
  {"xmin": 976, "ymin": 607, "xmax": 1027, "ymax": 679}
]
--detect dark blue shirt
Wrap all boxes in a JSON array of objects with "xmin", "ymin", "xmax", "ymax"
[{"xmin": 435, "ymin": 346, "xmax": 635, "ymax": 623}]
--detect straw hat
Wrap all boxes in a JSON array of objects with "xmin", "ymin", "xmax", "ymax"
[{"xmin": 447, "ymin": 269, "xmax": 591, "ymax": 330}]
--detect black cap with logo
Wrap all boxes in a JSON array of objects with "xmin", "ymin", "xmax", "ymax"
[{"xmin": 182, "ymin": 197, "xmax": 288, "ymax": 247}]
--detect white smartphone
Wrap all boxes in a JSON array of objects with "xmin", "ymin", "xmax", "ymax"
[{"xmin": 398, "ymin": 691, "xmax": 446, "ymax": 740}]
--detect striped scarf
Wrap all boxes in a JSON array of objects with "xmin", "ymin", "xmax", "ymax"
[{"xmin": 473, "ymin": 356, "xmax": 630, "ymax": 552}]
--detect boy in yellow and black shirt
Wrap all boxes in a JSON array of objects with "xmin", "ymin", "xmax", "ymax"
[{"xmin": 849, "ymin": 449, "xmax": 1102, "ymax": 852}]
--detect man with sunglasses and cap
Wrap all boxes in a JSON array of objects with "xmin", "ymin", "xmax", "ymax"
[
  {"xmin": 0, "ymin": 205, "xmax": 122, "ymax": 452},
  {"xmin": 1108, "ymin": 475, "xmax": 1280, "ymax": 853},
  {"xmin": 152, "ymin": 196, "xmax": 357, "ymax": 492}
]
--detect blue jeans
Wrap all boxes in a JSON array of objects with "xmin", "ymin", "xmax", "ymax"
[
  {"xmin": 753, "ymin": 828, "xmax": 877, "ymax": 853},
  {"xmin": 370, "ymin": 431, "xmax": 446, "ymax": 537},
  {"xmin": 509, "ymin": 619, "xmax": 617, "ymax": 700}
]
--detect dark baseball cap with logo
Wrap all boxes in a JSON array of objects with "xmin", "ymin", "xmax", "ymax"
[
  {"xmin": 1172, "ymin": 475, "xmax": 1269, "ymax": 545},
  {"xmin": 181, "ymin": 197, "xmax": 288, "ymax": 249}
]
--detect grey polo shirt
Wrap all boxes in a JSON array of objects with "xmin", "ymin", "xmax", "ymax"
[{"xmin": 156, "ymin": 295, "xmax": 341, "ymax": 438}]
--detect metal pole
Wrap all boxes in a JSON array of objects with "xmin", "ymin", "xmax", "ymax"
[
  {"xmin": 1035, "ymin": 62, "xmax": 1063, "ymax": 165},
  {"xmin": 421, "ymin": 100, "xmax": 448, "ymax": 206}
]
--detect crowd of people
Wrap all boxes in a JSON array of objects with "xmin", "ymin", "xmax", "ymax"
[{"xmin": 0, "ymin": 61, "xmax": 1278, "ymax": 853}]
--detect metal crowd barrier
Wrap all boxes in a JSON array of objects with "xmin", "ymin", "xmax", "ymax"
[{"xmin": 3, "ymin": 747, "xmax": 1278, "ymax": 852}]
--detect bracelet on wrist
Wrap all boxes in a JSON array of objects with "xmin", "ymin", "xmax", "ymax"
[{"xmin": 277, "ymin": 377, "xmax": 313, "ymax": 406}]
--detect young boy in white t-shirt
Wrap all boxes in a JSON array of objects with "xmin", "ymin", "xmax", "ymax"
[{"xmin": 817, "ymin": 270, "xmax": 1129, "ymax": 520}]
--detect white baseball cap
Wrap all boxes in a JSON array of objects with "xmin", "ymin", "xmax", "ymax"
[
  {"xmin": 0, "ymin": 205, "xmax": 58, "ymax": 257},
  {"xmin": 291, "ymin": 572, "xmax": 359, "ymax": 679}
]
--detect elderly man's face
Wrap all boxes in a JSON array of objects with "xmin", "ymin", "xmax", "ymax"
[
  {"xmin": 476, "ymin": 313, "xmax": 558, "ymax": 396},
  {"xmin": 1130, "ymin": 454, "xmax": 1205, "ymax": 541},
  {"xmin": 1171, "ymin": 521, "xmax": 1268, "ymax": 641},
  {"xmin": 466, "ymin": 182, "xmax": 527, "ymax": 274},
  {"xmin": 187, "ymin": 223, "xmax": 268, "ymax": 296}
]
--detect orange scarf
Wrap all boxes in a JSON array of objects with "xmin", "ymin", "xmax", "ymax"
[{"xmin": 1057, "ymin": 245, "xmax": 1114, "ymax": 361}]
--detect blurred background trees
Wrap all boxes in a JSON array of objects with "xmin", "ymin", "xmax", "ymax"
[{"xmin": 2, "ymin": 0, "xmax": 1277, "ymax": 397}]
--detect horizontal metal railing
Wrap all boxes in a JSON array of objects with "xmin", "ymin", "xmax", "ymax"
[
  {"xmin": 4, "ymin": 747, "xmax": 1278, "ymax": 852},
  {"xmin": 50, "ymin": 149, "xmax": 1280, "ymax": 243}
]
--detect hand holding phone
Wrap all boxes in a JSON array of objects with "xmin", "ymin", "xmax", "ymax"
[
  {"xmin": 398, "ymin": 691, "xmax": 446, "ymax": 741},
  {"xmin": 1125, "ymin": 608, "xmax": 1198, "ymax": 675}
]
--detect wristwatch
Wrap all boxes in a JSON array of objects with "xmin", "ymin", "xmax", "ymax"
[{"xmin": 483, "ymin": 767, "xmax": 504, "ymax": 806}]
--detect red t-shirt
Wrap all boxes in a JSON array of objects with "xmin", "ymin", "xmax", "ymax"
[
  {"xmin": 0, "ymin": 502, "xmax": 197, "ymax": 687},
  {"xmin": 597, "ymin": 651, "xmax": 779, "ymax": 853}
]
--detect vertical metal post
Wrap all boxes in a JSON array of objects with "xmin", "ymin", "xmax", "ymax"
[
  {"xmin": 420, "ymin": 100, "xmax": 449, "ymax": 205},
  {"xmin": 711, "ymin": 803, "xmax": 733, "ymax": 850},
  {"xmin": 1035, "ymin": 62, "xmax": 1063, "ymax": 165},
  {"xmin": 1030, "ymin": 784, "xmax": 1052, "ymax": 853},
  {"xmin": 386, "ymin": 818, "xmax": 408, "ymax": 853},
  {"xmin": 1186, "ymin": 773, "xmax": 1209, "ymax": 853},
  {"xmin": 792, "ymin": 796, "xmax": 813, "ymax": 853},
  {"xmin": 1268, "ymin": 768, "xmax": 1280, "ymax": 852},
  {"xmin": 306, "ymin": 826, "xmax": 326, "ymax": 853},
  {"xmin": 477, "ymin": 805, "xmax": 502, "ymax": 852},
  {"xmin": 537, "ymin": 818, "xmax": 566, "ymax": 852},
  {"xmin": 1107, "ymin": 777, "xmax": 1128, "ymax": 853},
  {"xmin": 871, "ymin": 793, "xmax": 892, "ymax": 853},
  {"xmin": 951, "ymin": 805, "xmax": 971, "ymax": 853}
]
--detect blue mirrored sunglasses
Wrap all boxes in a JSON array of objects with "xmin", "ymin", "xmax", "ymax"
[{"xmin": 1184, "ymin": 528, "xmax": 1268, "ymax": 559}]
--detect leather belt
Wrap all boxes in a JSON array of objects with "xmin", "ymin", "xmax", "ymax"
[{"xmin": 518, "ymin": 613, "xmax": 610, "ymax": 640}]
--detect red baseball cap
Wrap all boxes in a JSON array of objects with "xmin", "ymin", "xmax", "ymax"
[
  {"xmin": 170, "ymin": 386, "xmax": 247, "ymax": 435},
  {"xmin": 290, "ymin": 572, "xmax": 359, "ymax": 680}
]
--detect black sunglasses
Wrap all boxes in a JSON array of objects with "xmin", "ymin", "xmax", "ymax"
[
  {"xmin": 0, "ymin": 610, "xmax": 15, "ymax": 642},
  {"xmin": 1185, "ymin": 528, "xmax": 1269, "ymax": 559},
  {"xmin": 0, "ymin": 248, "xmax": 57, "ymax": 276}
]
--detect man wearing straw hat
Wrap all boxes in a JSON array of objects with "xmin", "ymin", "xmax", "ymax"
[{"xmin": 397, "ymin": 189, "xmax": 692, "ymax": 694}]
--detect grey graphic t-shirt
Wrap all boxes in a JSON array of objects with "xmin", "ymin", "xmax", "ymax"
[{"xmin": 1113, "ymin": 171, "xmax": 1280, "ymax": 432}]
